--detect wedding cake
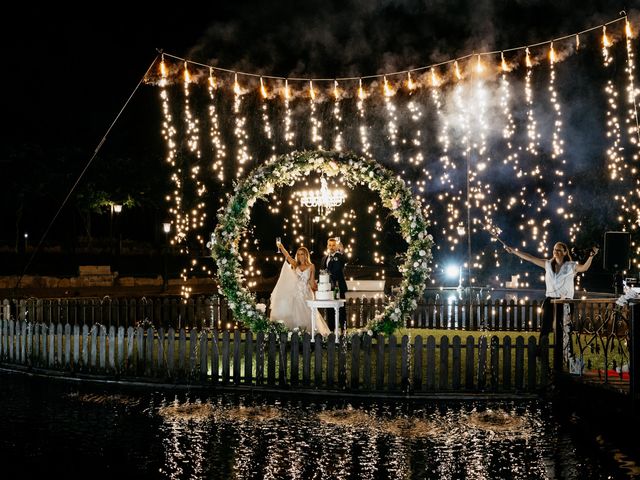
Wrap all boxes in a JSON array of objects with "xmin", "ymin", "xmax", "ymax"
[{"xmin": 316, "ymin": 271, "xmax": 334, "ymax": 300}]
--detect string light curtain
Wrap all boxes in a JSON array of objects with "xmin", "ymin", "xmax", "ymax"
[{"xmin": 153, "ymin": 15, "xmax": 640, "ymax": 295}]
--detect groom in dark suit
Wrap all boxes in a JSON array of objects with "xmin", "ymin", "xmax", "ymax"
[{"xmin": 320, "ymin": 237, "xmax": 348, "ymax": 331}]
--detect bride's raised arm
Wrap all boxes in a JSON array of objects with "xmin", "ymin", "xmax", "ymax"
[{"xmin": 277, "ymin": 242, "xmax": 296, "ymax": 267}]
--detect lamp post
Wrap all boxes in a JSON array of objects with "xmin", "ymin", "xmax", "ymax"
[
  {"xmin": 162, "ymin": 222, "xmax": 171, "ymax": 292},
  {"xmin": 110, "ymin": 204, "xmax": 122, "ymax": 272}
]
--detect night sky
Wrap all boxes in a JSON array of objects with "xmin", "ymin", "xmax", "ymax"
[
  {"xmin": 2, "ymin": 0, "xmax": 640, "ymax": 287},
  {"xmin": 5, "ymin": 1, "xmax": 636, "ymax": 150}
]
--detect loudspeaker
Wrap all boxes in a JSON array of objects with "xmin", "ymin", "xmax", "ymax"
[{"xmin": 603, "ymin": 231, "xmax": 630, "ymax": 271}]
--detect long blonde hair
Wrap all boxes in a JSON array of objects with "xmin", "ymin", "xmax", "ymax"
[{"xmin": 295, "ymin": 247, "xmax": 311, "ymax": 268}]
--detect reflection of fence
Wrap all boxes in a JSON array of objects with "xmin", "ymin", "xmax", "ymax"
[
  {"xmin": 0, "ymin": 319, "xmax": 550, "ymax": 395},
  {"xmin": 1, "ymin": 297, "xmax": 625, "ymax": 334}
]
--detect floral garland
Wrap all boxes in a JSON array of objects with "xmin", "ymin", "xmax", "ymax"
[{"xmin": 212, "ymin": 150, "xmax": 433, "ymax": 335}]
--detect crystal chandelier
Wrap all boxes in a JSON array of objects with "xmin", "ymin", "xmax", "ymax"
[{"xmin": 298, "ymin": 176, "xmax": 346, "ymax": 217}]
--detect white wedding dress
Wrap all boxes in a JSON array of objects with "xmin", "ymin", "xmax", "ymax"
[{"xmin": 270, "ymin": 261, "xmax": 330, "ymax": 336}]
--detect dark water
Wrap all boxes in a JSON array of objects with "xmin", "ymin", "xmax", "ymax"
[{"xmin": 0, "ymin": 372, "xmax": 637, "ymax": 479}]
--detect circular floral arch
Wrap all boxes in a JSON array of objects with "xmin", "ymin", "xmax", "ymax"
[{"xmin": 212, "ymin": 150, "xmax": 433, "ymax": 335}]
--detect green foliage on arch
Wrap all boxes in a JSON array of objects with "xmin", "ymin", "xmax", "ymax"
[{"xmin": 212, "ymin": 150, "xmax": 433, "ymax": 335}]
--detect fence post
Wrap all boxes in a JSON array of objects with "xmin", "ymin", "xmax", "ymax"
[
  {"xmin": 351, "ymin": 335, "xmax": 360, "ymax": 390},
  {"xmin": 553, "ymin": 300, "xmax": 563, "ymax": 372},
  {"xmin": 630, "ymin": 302, "xmax": 640, "ymax": 417}
]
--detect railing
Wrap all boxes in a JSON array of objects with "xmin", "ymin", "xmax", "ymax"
[
  {"xmin": 1, "ymin": 296, "xmax": 552, "ymax": 331},
  {"xmin": 0, "ymin": 296, "xmax": 624, "ymax": 334},
  {"xmin": 0, "ymin": 318, "xmax": 550, "ymax": 395},
  {"xmin": 553, "ymin": 298, "xmax": 631, "ymax": 385}
]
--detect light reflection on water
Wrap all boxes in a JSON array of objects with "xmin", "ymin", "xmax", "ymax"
[{"xmin": 0, "ymin": 372, "xmax": 638, "ymax": 479}]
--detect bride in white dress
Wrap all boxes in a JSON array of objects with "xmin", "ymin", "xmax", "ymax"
[{"xmin": 270, "ymin": 243, "xmax": 330, "ymax": 336}]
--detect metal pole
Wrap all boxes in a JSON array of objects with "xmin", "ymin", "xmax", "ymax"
[
  {"xmin": 109, "ymin": 204, "xmax": 114, "ymax": 265},
  {"xmin": 631, "ymin": 302, "xmax": 640, "ymax": 417},
  {"xmin": 163, "ymin": 233, "xmax": 169, "ymax": 292},
  {"xmin": 466, "ymin": 150, "xmax": 472, "ymax": 298}
]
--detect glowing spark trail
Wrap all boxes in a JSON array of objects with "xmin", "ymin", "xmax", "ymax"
[
  {"xmin": 208, "ymin": 68, "xmax": 226, "ymax": 183},
  {"xmin": 333, "ymin": 80, "xmax": 344, "ymax": 152},
  {"xmin": 283, "ymin": 79, "xmax": 295, "ymax": 148},
  {"xmin": 233, "ymin": 73, "xmax": 251, "ymax": 178},
  {"xmin": 357, "ymin": 79, "xmax": 372, "ymax": 157},
  {"xmin": 260, "ymin": 77, "xmax": 276, "ymax": 162},
  {"xmin": 383, "ymin": 76, "xmax": 400, "ymax": 163},
  {"xmin": 309, "ymin": 80, "xmax": 323, "ymax": 148}
]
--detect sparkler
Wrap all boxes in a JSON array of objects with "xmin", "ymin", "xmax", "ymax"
[{"xmin": 484, "ymin": 222, "xmax": 506, "ymax": 247}]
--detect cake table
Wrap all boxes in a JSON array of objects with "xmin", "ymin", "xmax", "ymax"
[{"xmin": 306, "ymin": 299, "xmax": 346, "ymax": 339}]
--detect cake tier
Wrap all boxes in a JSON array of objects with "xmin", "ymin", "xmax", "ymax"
[
  {"xmin": 318, "ymin": 283, "xmax": 331, "ymax": 292},
  {"xmin": 319, "ymin": 274, "xmax": 331, "ymax": 284},
  {"xmin": 316, "ymin": 291, "xmax": 334, "ymax": 301}
]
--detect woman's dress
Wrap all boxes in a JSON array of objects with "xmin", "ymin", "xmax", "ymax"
[{"xmin": 270, "ymin": 262, "xmax": 330, "ymax": 335}]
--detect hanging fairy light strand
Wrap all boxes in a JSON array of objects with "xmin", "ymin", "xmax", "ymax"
[
  {"xmin": 357, "ymin": 78, "xmax": 372, "ymax": 157},
  {"xmin": 158, "ymin": 56, "xmax": 183, "ymax": 245},
  {"xmin": 332, "ymin": 80, "xmax": 344, "ymax": 152},
  {"xmin": 309, "ymin": 80, "xmax": 323, "ymax": 148},
  {"xmin": 622, "ymin": 15, "xmax": 640, "ymax": 267},
  {"xmin": 407, "ymin": 71, "xmax": 426, "ymax": 194},
  {"xmin": 260, "ymin": 77, "xmax": 277, "ymax": 162},
  {"xmin": 283, "ymin": 79, "xmax": 295, "ymax": 148},
  {"xmin": 182, "ymin": 61, "xmax": 206, "ymax": 241},
  {"xmin": 207, "ymin": 67, "xmax": 226, "ymax": 183},
  {"xmin": 233, "ymin": 73, "xmax": 251, "ymax": 178},
  {"xmin": 383, "ymin": 76, "xmax": 400, "ymax": 163},
  {"xmin": 547, "ymin": 43, "xmax": 576, "ymax": 242}
]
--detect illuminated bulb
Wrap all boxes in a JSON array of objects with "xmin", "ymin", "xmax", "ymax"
[
  {"xmin": 160, "ymin": 57, "xmax": 167, "ymax": 78},
  {"xmin": 309, "ymin": 80, "xmax": 315, "ymax": 100},
  {"xmin": 233, "ymin": 73, "xmax": 241, "ymax": 95},
  {"xmin": 383, "ymin": 76, "xmax": 393, "ymax": 97},
  {"xmin": 260, "ymin": 77, "xmax": 267, "ymax": 98},
  {"xmin": 183, "ymin": 61, "xmax": 191, "ymax": 83},
  {"xmin": 454, "ymin": 60, "xmax": 462, "ymax": 80},
  {"xmin": 431, "ymin": 67, "xmax": 439, "ymax": 87},
  {"xmin": 407, "ymin": 71, "xmax": 415, "ymax": 90},
  {"xmin": 603, "ymin": 26, "xmax": 611, "ymax": 48},
  {"xmin": 284, "ymin": 79, "xmax": 291, "ymax": 100}
]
